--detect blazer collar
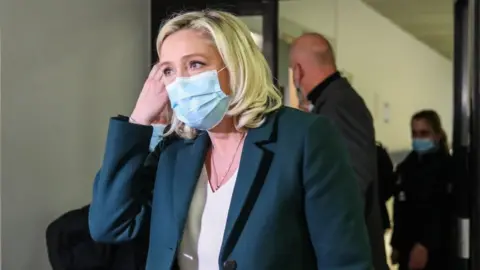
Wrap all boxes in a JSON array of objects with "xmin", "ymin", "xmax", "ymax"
[{"xmin": 171, "ymin": 109, "xmax": 280, "ymax": 257}]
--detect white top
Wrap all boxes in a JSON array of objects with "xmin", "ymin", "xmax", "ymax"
[{"xmin": 177, "ymin": 166, "xmax": 238, "ymax": 270}]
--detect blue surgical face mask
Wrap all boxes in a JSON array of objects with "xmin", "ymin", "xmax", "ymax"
[
  {"xmin": 412, "ymin": 138, "xmax": 436, "ymax": 154},
  {"xmin": 149, "ymin": 124, "xmax": 166, "ymax": 151},
  {"xmin": 166, "ymin": 68, "xmax": 230, "ymax": 130}
]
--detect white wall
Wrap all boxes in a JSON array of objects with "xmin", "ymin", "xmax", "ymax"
[
  {"xmin": 0, "ymin": 1, "xmax": 150, "ymax": 269},
  {"xmin": 0, "ymin": 27, "xmax": 3, "ymax": 269},
  {"xmin": 335, "ymin": 0, "xmax": 452, "ymax": 151},
  {"xmin": 280, "ymin": 0, "xmax": 453, "ymax": 151}
]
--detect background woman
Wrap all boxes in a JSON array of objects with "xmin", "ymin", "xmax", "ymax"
[{"xmin": 391, "ymin": 109, "xmax": 453, "ymax": 270}]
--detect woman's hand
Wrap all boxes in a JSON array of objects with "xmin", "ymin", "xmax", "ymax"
[
  {"xmin": 408, "ymin": 243, "xmax": 428, "ymax": 269},
  {"xmin": 130, "ymin": 64, "xmax": 169, "ymax": 125}
]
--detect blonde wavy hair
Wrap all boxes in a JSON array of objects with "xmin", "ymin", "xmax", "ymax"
[{"xmin": 157, "ymin": 10, "xmax": 283, "ymax": 139}]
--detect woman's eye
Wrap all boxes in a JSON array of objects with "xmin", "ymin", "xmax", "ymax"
[
  {"xmin": 189, "ymin": 61, "xmax": 204, "ymax": 69},
  {"xmin": 163, "ymin": 68, "xmax": 172, "ymax": 76}
]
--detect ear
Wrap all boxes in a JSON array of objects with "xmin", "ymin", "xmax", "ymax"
[
  {"xmin": 293, "ymin": 64, "xmax": 302, "ymax": 84},
  {"xmin": 295, "ymin": 63, "xmax": 303, "ymax": 77}
]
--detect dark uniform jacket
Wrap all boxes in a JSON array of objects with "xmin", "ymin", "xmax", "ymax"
[{"xmin": 391, "ymin": 149, "xmax": 453, "ymax": 269}]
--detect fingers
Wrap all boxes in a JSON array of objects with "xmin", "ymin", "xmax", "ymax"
[
  {"xmin": 148, "ymin": 64, "xmax": 160, "ymax": 79},
  {"xmin": 153, "ymin": 70, "xmax": 164, "ymax": 81},
  {"xmin": 148, "ymin": 63, "xmax": 164, "ymax": 82}
]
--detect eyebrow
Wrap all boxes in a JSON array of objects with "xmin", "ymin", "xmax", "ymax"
[{"xmin": 158, "ymin": 53, "xmax": 208, "ymax": 67}]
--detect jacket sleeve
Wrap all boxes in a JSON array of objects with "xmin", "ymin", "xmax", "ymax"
[
  {"xmin": 390, "ymin": 184, "xmax": 403, "ymax": 249},
  {"xmin": 89, "ymin": 117, "xmax": 159, "ymax": 242},
  {"xmin": 46, "ymin": 206, "xmax": 112, "ymax": 269},
  {"xmin": 390, "ymin": 167, "xmax": 407, "ymax": 250},
  {"xmin": 303, "ymin": 117, "xmax": 373, "ymax": 270},
  {"xmin": 377, "ymin": 146, "xmax": 395, "ymax": 202}
]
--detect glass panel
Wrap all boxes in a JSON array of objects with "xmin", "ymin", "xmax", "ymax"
[
  {"xmin": 276, "ymin": 15, "xmax": 293, "ymax": 107},
  {"xmin": 239, "ymin": 15, "xmax": 263, "ymax": 49}
]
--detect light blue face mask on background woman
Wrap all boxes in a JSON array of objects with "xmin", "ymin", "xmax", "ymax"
[
  {"xmin": 412, "ymin": 138, "xmax": 436, "ymax": 154},
  {"xmin": 166, "ymin": 68, "xmax": 230, "ymax": 130}
]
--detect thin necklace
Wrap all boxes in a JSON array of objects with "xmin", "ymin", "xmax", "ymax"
[{"xmin": 211, "ymin": 133, "xmax": 246, "ymax": 190}]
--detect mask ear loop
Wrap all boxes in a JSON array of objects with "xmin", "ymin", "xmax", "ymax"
[
  {"xmin": 216, "ymin": 66, "xmax": 231, "ymax": 99},
  {"xmin": 217, "ymin": 66, "xmax": 227, "ymax": 73}
]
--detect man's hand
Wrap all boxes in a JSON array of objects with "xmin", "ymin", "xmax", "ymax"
[{"xmin": 408, "ymin": 243, "xmax": 428, "ymax": 269}]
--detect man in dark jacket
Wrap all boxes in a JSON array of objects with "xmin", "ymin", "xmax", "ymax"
[{"xmin": 290, "ymin": 33, "xmax": 388, "ymax": 270}]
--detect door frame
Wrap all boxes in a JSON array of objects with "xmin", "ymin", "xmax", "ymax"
[
  {"xmin": 453, "ymin": 1, "xmax": 470, "ymax": 269},
  {"xmin": 469, "ymin": 0, "xmax": 480, "ymax": 267},
  {"xmin": 453, "ymin": 0, "xmax": 480, "ymax": 269}
]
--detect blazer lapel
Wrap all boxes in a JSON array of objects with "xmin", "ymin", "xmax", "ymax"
[
  {"xmin": 220, "ymin": 111, "xmax": 278, "ymax": 259},
  {"xmin": 172, "ymin": 132, "xmax": 210, "ymax": 233}
]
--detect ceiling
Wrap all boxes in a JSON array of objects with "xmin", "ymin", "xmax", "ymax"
[
  {"xmin": 241, "ymin": 0, "xmax": 453, "ymax": 60},
  {"xmin": 362, "ymin": 0, "xmax": 453, "ymax": 59}
]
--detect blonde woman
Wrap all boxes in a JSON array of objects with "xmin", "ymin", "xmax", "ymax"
[{"xmin": 89, "ymin": 10, "xmax": 372, "ymax": 270}]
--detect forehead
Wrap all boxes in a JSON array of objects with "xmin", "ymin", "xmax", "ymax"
[
  {"xmin": 289, "ymin": 46, "xmax": 308, "ymax": 65},
  {"xmin": 289, "ymin": 49, "xmax": 297, "ymax": 63},
  {"xmin": 159, "ymin": 29, "xmax": 216, "ymax": 61},
  {"xmin": 412, "ymin": 118, "xmax": 431, "ymax": 130}
]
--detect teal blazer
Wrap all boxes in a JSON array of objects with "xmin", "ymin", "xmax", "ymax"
[{"xmin": 89, "ymin": 107, "xmax": 372, "ymax": 270}]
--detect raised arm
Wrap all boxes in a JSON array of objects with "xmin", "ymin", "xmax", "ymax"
[
  {"xmin": 89, "ymin": 64, "xmax": 170, "ymax": 242},
  {"xmin": 303, "ymin": 117, "xmax": 373, "ymax": 270},
  {"xmin": 89, "ymin": 117, "xmax": 157, "ymax": 242}
]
